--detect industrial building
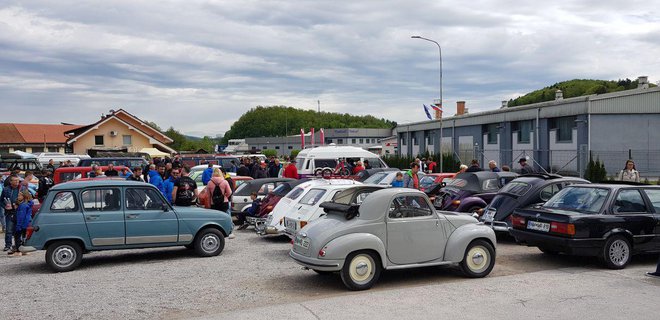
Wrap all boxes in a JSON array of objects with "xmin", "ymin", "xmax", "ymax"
[{"xmin": 395, "ymin": 76, "xmax": 660, "ymax": 177}]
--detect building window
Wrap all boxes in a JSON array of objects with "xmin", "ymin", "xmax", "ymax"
[
  {"xmin": 48, "ymin": 147, "xmax": 59, "ymax": 152},
  {"xmin": 275, "ymin": 146, "xmax": 280, "ymax": 150},
  {"xmin": 122, "ymin": 135, "xmax": 132, "ymax": 146},
  {"xmin": 262, "ymin": 146, "xmax": 267, "ymax": 150},
  {"xmin": 550, "ymin": 116, "xmax": 576, "ymax": 142},
  {"xmin": 513, "ymin": 120, "xmax": 532, "ymax": 144},
  {"xmin": 337, "ymin": 139, "xmax": 343, "ymax": 144},
  {"xmin": 485, "ymin": 124, "xmax": 498, "ymax": 144},
  {"xmin": 94, "ymin": 135, "xmax": 104, "ymax": 145},
  {"xmin": 31, "ymin": 147, "xmax": 44, "ymax": 153},
  {"xmin": 359, "ymin": 138, "xmax": 364, "ymax": 144},
  {"xmin": 352, "ymin": 139, "xmax": 356, "ymax": 144},
  {"xmin": 412, "ymin": 136, "xmax": 418, "ymax": 146},
  {"xmin": 288, "ymin": 146, "xmax": 293, "ymax": 150}
]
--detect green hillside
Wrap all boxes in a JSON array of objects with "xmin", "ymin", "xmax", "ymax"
[
  {"xmin": 507, "ymin": 78, "xmax": 655, "ymax": 107},
  {"xmin": 223, "ymin": 106, "xmax": 396, "ymax": 142}
]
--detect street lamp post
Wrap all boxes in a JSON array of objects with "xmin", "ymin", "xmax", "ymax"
[{"xmin": 412, "ymin": 35, "xmax": 443, "ymax": 172}]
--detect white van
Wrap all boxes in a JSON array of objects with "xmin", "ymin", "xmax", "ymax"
[{"xmin": 294, "ymin": 145, "xmax": 388, "ymax": 178}]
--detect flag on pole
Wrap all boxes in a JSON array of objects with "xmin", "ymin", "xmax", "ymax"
[
  {"xmin": 430, "ymin": 104, "xmax": 442, "ymax": 112},
  {"xmin": 320, "ymin": 128, "xmax": 325, "ymax": 145},
  {"xmin": 310, "ymin": 127, "xmax": 315, "ymax": 146},
  {"xmin": 300, "ymin": 128, "xmax": 305, "ymax": 149},
  {"xmin": 423, "ymin": 104, "xmax": 432, "ymax": 120}
]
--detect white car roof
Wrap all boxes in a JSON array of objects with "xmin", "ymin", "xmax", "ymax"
[{"xmin": 305, "ymin": 181, "xmax": 362, "ymax": 191}]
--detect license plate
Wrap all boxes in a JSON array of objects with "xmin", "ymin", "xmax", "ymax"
[
  {"xmin": 527, "ymin": 220, "xmax": 550, "ymax": 232},
  {"xmin": 285, "ymin": 218, "xmax": 297, "ymax": 231},
  {"xmin": 483, "ymin": 210, "xmax": 495, "ymax": 222},
  {"xmin": 294, "ymin": 237, "xmax": 309, "ymax": 249}
]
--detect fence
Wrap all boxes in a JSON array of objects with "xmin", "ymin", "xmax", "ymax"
[{"xmin": 412, "ymin": 148, "xmax": 660, "ymax": 179}]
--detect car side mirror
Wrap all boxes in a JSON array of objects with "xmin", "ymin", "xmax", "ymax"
[{"xmin": 162, "ymin": 203, "xmax": 169, "ymax": 212}]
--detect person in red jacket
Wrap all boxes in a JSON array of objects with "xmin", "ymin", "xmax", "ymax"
[
  {"xmin": 283, "ymin": 160, "xmax": 299, "ymax": 179},
  {"xmin": 352, "ymin": 161, "xmax": 365, "ymax": 175}
]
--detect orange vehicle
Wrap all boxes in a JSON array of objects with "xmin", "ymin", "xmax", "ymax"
[{"xmin": 53, "ymin": 166, "xmax": 131, "ymax": 184}]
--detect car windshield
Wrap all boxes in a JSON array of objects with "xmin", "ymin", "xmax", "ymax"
[
  {"xmin": 364, "ymin": 172, "xmax": 389, "ymax": 184},
  {"xmin": 299, "ymin": 188, "xmax": 327, "ymax": 206},
  {"xmin": 295, "ymin": 158, "xmax": 304, "ymax": 170},
  {"xmin": 419, "ymin": 175, "xmax": 436, "ymax": 189},
  {"xmin": 499, "ymin": 181, "xmax": 531, "ymax": 196},
  {"xmin": 543, "ymin": 187, "xmax": 609, "ymax": 214}
]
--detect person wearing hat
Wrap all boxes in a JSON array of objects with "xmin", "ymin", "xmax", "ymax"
[
  {"xmin": 519, "ymin": 157, "xmax": 536, "ymax": 174},
  {"xmin": 283, "ymin": 159, "xmax": 299, "ymax": 179}
]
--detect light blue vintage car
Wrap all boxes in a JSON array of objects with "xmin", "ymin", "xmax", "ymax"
[
  {"xmin": 289, "ymin": 188, "xmax": 497, "ymax": 290},
  {"xmin": 22, "ymin": 179, "xmax": 233, "ymax": 272}
]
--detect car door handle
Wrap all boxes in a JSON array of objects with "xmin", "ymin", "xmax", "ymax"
[
  {"xmin": 436, "ymin": 220, "xmax": 439, "ymax": 227},
  {"xmin": 86, "ymin": 215, "xmax": 100, "ymax": 221},
  {"xmin": 126, "ymin": 214, "xmax": 140, "ymax": 219}
]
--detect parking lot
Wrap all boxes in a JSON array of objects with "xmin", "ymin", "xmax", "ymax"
[{"xmin": 1, "ymin": 229, "xmax": 658, "ymax": 320}]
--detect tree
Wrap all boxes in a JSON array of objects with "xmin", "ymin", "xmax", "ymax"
[{"xmin": 584, "ymin": 152, "xmax": 607, "ymax": 183}]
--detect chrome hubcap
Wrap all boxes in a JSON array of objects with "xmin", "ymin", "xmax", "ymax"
[
  {"xmin": 466, "ymin": 246, "xmax": 489, "ymax": 273},
  {"xmin": 201, "ymin": 234, "xmax": 220, "ymax": 252},
  {"xmin": 609, "ymin": 240, "xmax": 629, "ymax": 266},
  {"xmin": 355, "ymin": 262, "xmax": 368, "ymax": 276},
  {"xmin": 53, "ymin": 246, "xmax": 76, "ymax": 267},
  {"xmin": 349, "ymin": 254, "xmax": 374, "ymax": 284},
  {"xmin": 471, "ymin": 252, "xmax": 484, "ymax": 265}
]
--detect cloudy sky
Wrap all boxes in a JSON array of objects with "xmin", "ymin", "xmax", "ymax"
[{"xmin": 1, "ymin": 1, "xmax": 658, "ymax": 137}]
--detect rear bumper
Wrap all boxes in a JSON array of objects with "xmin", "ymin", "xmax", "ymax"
[
  {"xmin": 289, "ymin": 250, "xmax": 343, "ymax": 271},
  {"xmin": 19, "ymin": 246, "xmax": 37, "ymax": 253},
  {"xmin": 510, "ymin": 228, "xmax": 603, "ymax": 256}
]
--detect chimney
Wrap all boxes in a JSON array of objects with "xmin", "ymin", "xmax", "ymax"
[
  {"xmin": 501, "ymin": 100, "xmax": 508, "ymax": 109},
  {"xmin": 456, "ymin": 101, "xmax": 466, "ymax": 116},
  {"xmin": 638, "ymin": 76, "xmax": 649, "ymax": 89},
  {"xmin": 555, "ymin": 89, "xmax": 563, "ymax": 100}
]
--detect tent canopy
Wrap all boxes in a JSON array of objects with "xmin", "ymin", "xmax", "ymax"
[{"xmin": 139, "ymin": 147, "xmax": 170, "ymax": 158}]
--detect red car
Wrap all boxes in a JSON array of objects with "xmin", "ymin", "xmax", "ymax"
[
  {"xmin": 257, "ymin": 179, "xmax": 309, "ymax": 217},
  {"xmin": 53, "ymin": 166, "xmax": 131, "ymax": 184}
]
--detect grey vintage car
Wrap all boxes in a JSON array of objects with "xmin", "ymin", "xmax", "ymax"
[{"xmin": 289, "ymin": 188, "xmax": 497, "ymax": 290}]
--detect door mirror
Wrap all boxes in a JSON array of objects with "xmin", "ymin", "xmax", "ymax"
[{"xmin": 162, "ymin": 203, "xmax": 169, "ymax": 212}]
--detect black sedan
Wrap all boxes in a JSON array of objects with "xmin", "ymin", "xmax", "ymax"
[
  {"xmin": 480, "ymin": 174, "xmax": 589, "ymax": 232},
  {"xmin": 510, "ymin": 184, "xmax": 660, "ymax": 269}
]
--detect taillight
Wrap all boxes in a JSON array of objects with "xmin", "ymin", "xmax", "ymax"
[
  {"xmin": 319, "ymin": 247, "xmax": 327, "ymax": 257},
  {"xmin": 550, "ymin": 222, "xmax": 575, "ymax": 236},
  {"xmin": 300, "ymin": 221, "xmax": 307, "ymax": 229},
  {"xmin": 451, "ymin": 200, "xmax": 461, "ymax": 206},
  {"xmin": 511, "ymin": 215, "xmax": 526, "ymax": 228},
  {"xmin": 26, "ymin": 226, "xmax": 34, "ymax": 240}
]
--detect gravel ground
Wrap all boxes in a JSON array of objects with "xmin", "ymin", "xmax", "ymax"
[{"xmin": 0, "ymin": 230, "xmax": 655, "ymax": 320}]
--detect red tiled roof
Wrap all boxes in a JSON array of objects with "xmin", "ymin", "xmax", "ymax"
[{"xmin": 0, "ymin": 123, "xmax": 83, "ymax": 144}]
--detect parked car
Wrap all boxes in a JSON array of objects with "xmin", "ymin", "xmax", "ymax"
[
  {"xmin": 0, "ymin": 153, "xmax": 44, "ymax": 173},
  {"xmin": 21, "ymin": 179, "xmax": 233, "ymax": 272},
  {"xmin": 258, "ymin": 179, "xmax": 309, "ymax": 217},
  {"xmin": 282, "ymin": 183, "xmax": 373, "ymax": 238},
  {"xmin": 261, "ymin": 179, "xmax": 357, "ymax": 235},
  {"xmin": 53, "ymin": 166, "xmax": 131, "ymax": 184},
  {"xmin": 289, "ymin": 188, "xmax": 497, "ymax": 290},
  {"xmin": 509, "ymin": 183, "xmax": 660, "ymax": 269},
  {"xmin": 480, "ymin": 174, "xmax": 589, "ymax": 232},
  {"xmin": 354, "ymin": 168, "xmax": 399, "ymax": 182},
  {"xmin": 230, "ymin": 178, "xmax": 294, "ymax": 215},
  {"xmin": 78, "ymin": 157, "xmax": 148, "ymax": 169},
  {"xmin": 35, "ymin": 152, "xmax": 90, "ymax": 168},
  {"xmin": 362, "ymin": 170, "xmax": 426, "ymax": 186},
  {"xmin": 433, "ymin": 171, "xmax": 519, "ymax": 214},
  {"xmin": 421, "ymin": 173, "xmax": 457, "ymax": 197},
  {"xmin": 294, "ymin": 145, "xmax": 388, "ymax": 178}
]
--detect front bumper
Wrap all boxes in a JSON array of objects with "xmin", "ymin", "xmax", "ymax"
[
  {"xmin": 289, "ymin": 250, "xmax": 343, "ymax": 272},
  {"xmin": 510, "ymin": 228, "xmax": 603, "ymax": 256}
]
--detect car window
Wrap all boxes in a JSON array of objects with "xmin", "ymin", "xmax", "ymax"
[
  {"xmin": 314, "ymin": 159, "xmax": 337, "ymax": 169},
  {"xmin": 389, "ymin": 195, "xmax": 432, "ymax": 218},
  {"xmin": 80, "ymin": 188, "xmax": 121, "ymax": 211},
  {"xmin": 50, "ymin": 191, "xmax": 78, "ymax": 211},
  {"xmin": 365, "ymin": 158, "xmax": 383, "ymax": 168},
  {"xmin": 286, "ymin": 187, "xmax": 305, "ymax": 200},
  {"xmin": 543, "ymin": 187, "xmax": 609, "ymax": 214},
  {"xmin": 364, "ymin": 172, "xmax": 389, "ymax": 184},
  {"xmin": 126, "ymin": 188, "xmax": 166, "ymax": 210},
  {"xmin": 419, "ymin": 175, "xmax": 437, "ymax": 189},
  {"xmin": 445, "ymin": 178, "xmax": 467, "ymax": 188},
  {"xmin": 258, "ymin": 183, "xmax": 275, "ymax": 195},
  {"xmin": 499, "ymin": 181, "xmax": 531, "ymax": 197},
  {"xmin": 482, "ymin": 179, "xmax": 500, "ymax": 192},
  {"xmin": 299, "ymin": 188, "xmax": 327, "ymax": 206},
  {"xmin": 613, "ymin": 189, "xmax": 648, "ymax": 213},
  {"xmin": 539, "ymin": 183, "xmax": 562, "ymax": 201},
  {"xmin": 642, "ymin": 189, "xmax": 660, "ymax": 213}
]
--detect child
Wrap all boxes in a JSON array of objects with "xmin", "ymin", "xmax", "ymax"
[
  {"xmin": 391, "ymin": 172, "xmax": 404, "ymax": 188},
  {"xmin": 10, "ymin": 190, "xmax": 33, "ymax": 256},
  {"xmin": 237, "ymin": 192, "xmax": 260, "ymax": 230}
]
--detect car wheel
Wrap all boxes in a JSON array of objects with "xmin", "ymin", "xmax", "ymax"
[
  {"xmin": 45, "ymin": 241, "xmax": 83, "ymax": 272},
  {"xmin": 314, "ymin": 168, "xmax": 324, "ymax": 177},
  {"xmin": 194, "ymin": 228, "xmax": 225, "ymax": 257},
  {"xmin": 340, "ymin": 251, "xmax": 381, "ymax": 291},
  {"xmin": 313, "ymin": 269, "xmax": 333, "ymax": 275},
  {"xmin": 460, "ymin": 240, "xmax": 495, "ymax": 278},
  {"xmin": 538, "ymin": 247, "xmax": 559, "ymax": 255},
  {"xmin": 601, "ymin": 235, "xmax": 631, "ymax": 269},
  {"xmin": 322, "ymin": 168, "xmax": 333, "ymax": 177}
]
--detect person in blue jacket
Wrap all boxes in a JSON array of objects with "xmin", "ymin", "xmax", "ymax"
[
  {"xmin": 10, "ymin": 190, "xmax": 33, "ymax": 256},
  {"xmin": 391, "ymin": 172, "xmax": 404, "ymax": 188},
  {"xmin": 202, "ymin": 163, "xmax": 214, "ymax": 186},
  {"xmin": 163, "ymin": 169, "xmax": 178, "ymax": 204},
  {"xmin": 148, "ymin": 165, "xmax": 165, "ymax": 196}
]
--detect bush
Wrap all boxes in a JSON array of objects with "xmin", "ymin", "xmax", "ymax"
[
  {"xmin": 290, "ymin": 149, "xmax": 300, "ymax": 158},
  {"xmin": 262, "ymin": 149, "xmax": 278, "ymax": 158},
  {"xmin": 584, "ymin": 152, "xmax": 607, "ymax": 182}
]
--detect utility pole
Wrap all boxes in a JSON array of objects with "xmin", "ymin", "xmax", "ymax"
[{"xmin": 317, "ymin": 100, "xmax": 320, "ymax": 113}]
